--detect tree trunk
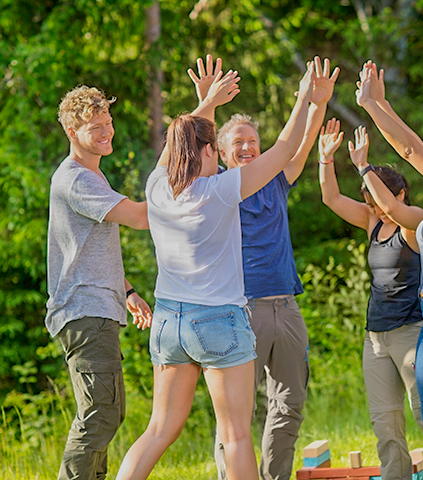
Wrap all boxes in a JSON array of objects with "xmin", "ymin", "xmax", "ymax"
[{"xmin": 146, "ymin": 1, "xmax": 164, "ymax": 158}]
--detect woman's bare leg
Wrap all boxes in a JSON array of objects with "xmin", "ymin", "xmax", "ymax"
[
  {"xmin": 116, "ymin": 363, "xmax": 201, "ymax": 480},
  {"xmin": 204, "ymin": 360, "xmax": 258, "ymax": 480}
]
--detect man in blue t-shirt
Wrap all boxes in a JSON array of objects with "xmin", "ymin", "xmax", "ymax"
[{"xmin": 189, "ymin": 55, "xmax": 339, "ymax": 480}]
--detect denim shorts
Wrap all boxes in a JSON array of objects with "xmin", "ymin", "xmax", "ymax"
[{"xmin": 149, "ymin": 298, "xmax": 257, "ymax": 369}]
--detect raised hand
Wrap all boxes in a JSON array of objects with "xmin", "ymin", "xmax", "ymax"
[
  {"xmin": 356, "ymin": 62, "xmax": 372, "ymax": 107},
  {"xmin": 357, "ymin": 60, "xmax": 385, "ymax": 105},
  {"xmin": 310, "ymin": 56, "xmax": 340, "ymax": 105},
  {"xmin": 188, "ymin": 54, "xmax": 223, "ymax": 103},
  {"xmin": 369, "ymin": 61, "xmax": 385, "ymax": 103},
  {"xmin": 205, "ymin": 68, "xmax": 241, "ymax": 107},
  {"xmin": 348, "ymin": 125, "xmax": 369, "ymax": 169},
  {"xmin": 297, "ymin": 61, "xmax": 315, "ymax": 102},
  {"xmin": 318, "ymin": 118, "xmax": 344, "ymax": 159}
]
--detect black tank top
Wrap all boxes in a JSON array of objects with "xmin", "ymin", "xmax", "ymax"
[{"xmin": 367, "ymin": 220, "xmax": 421, "ymax": 331}]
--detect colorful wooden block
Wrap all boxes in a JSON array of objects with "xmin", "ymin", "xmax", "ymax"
[
  {"xmin": 303, "ymin": 440, "xmax": 329, "ymax": 458},
  {"xmin": 413, "ymin": 471, "xmax": 423, "ymax": 480},
  {"xmin": 317, "ymin": 459, "xmax": 331, "ymax": 468},
  {"xmin": 304, "ymin": 449, "xmax": 330, "ymax": 467},
  {"xmin": 349, "ymin": 451, "xmax": 362, "ymax": 468},
  {"xmin": 415, "ymin": 460, "xmax": 423, "ymax": 473}
]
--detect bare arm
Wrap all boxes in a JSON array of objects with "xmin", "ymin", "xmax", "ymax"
[
  {"xmin": 284, "ymin": 57, "xmax": 340, "ymax": 184},
  {"xmin": 318, "ymin": 119, "xmax": 374, "ymax": 232},
  {"xmin": 104, "ymin": 198, "xmax": 149, "ymax": 229},
  {"xmin": 240, "ymin": 63, "xmax": 314, "ymax": 199},
  {"xmin": 357, "ymin": 62, "xmax": 423, "ymax": 175},
  {"xmin": 349, "ymin": 125, "xmax": 423, "ymax": 231},
  {"xmin": 284, "ymin": 102, "xmax": 327, "ymax": 184}
]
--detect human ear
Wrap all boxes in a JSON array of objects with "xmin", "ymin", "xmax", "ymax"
[
  {"xmin": 68, "ymin": 126, "xmax": 77, "ymax": 139},
  {"xmin": 397, "ymin": 189, "xmax": 405, "ymax": 202},
  {"xmin": 219, "ymin": 148, "xmax": 228, "ymax": 166}
]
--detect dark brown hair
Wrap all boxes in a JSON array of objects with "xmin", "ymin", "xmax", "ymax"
[
  {"xmin": 167, "ymin": 115, "xmax": 217, "ymax": 199},
  {"xmin": 360, "ymin": 165, "xmax": 410, "ymax": 205}
]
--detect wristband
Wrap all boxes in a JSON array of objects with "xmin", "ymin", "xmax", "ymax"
[
  {"xmin": 126, "ymin": 288, "xmax": 136, "ymax": 298},
  {"xmin": 318, "ymin": 157, "xmax": 335, "ymax": 165},
  {"xmin": 359, "ymin": 164, "xmax": 375, "ymax": 177}
]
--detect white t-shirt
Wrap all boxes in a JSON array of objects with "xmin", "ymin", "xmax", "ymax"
[{"xmin": 146, "ymin": 166, "xmax": 246, "ymax": 306}]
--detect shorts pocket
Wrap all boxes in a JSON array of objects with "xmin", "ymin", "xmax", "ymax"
[
  {"xmin": 191, "ymin": 312, "xmax": 238, "ymax": 356},
  {"xmin": 150, "ymin": 317, "xmax": 167, "ymax": 354}
]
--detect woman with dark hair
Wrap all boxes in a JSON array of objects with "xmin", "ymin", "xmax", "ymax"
[
  {"xmin": 318, "ymin": 119, "xmax": 423, "ymax": 480},
  {"xmin": 116, "ymin": 62, "xmax": 315, "ymax": 480}
]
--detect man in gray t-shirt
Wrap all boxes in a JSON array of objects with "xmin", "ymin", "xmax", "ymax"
[{"xmin": 47, "ymin": 85, "xmax": 152, "ymax": 480}]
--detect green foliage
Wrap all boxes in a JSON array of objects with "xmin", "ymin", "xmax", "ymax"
[
  {"xmin": 1, "ymin": 0, "xmax": 423, "ymax": 443},
  {"xmin": 298, "ymin": 240, "xmax": 370, "ymax": 405}
]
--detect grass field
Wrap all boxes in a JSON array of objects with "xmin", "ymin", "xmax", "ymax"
[{"xmin": 2, "ymin": 381, "xmax": 423, "ymax": 480}]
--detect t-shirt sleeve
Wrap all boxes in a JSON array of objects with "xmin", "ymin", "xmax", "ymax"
[
  {"xmin": 278, "ymin": 170, "xmax": 297, "ymax": 191},
  {"xmin": 210, "ymin": 167, "xmax": 242, "ymax": 207},
  {"xmin": 68, "ymin": 170, "xmax": 127, "ymax": 223}
]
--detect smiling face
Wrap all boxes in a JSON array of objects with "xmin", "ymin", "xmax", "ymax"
[
  {"xmin": 73, "ymin": 111, "xmax": 115, "ymax": 157},
  {"xmin": 364, "ymin": 191, "xmax": 405, "ymax": 224},
  {"xmin": 220, "ymin": 124, "xmax": 261, "ymax": 169}
]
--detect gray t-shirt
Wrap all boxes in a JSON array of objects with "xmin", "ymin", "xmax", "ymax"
[{"xmin": 45, "ymin": 157, "xmax": 127, "ymax": 337}]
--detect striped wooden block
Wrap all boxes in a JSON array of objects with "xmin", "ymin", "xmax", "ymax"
[
  {"xmin": 303, "ymin": 440, "xmax": 329, "ymax": 458},
  {"xmin": 303, "ymin": 449, "xmax": 330, "ymax": 467}
]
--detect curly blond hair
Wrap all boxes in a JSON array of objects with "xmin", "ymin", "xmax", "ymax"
[
  {"xmin": 58, "ymin": 85, "xmax": 116, "ymax": 134},
  {"xmin": 217, "ymin": 113, "xmax": 259, "ymax": 153}
]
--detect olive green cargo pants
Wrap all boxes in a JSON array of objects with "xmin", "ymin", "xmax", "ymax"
[{"xmin": 57, "ymin": 317, "xmax": 125, "ymax": 480}]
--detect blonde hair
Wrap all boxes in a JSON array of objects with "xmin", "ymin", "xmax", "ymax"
[
  {"xmin": 217, "ymin": 113, "xmax": 259, "ymax": 152},
  {"xmin": 58, "ymin": 85, "xmax": 116, "ymax": 133}
]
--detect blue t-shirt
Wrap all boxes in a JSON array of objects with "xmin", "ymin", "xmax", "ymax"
[{"xmin": 240, "ymin": 171, "xmax": 303, "ymax": 299}]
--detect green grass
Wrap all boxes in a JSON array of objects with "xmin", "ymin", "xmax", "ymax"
[{"xmin": 2, "ymin": 384, "xmax": 423, "ymax": 480}]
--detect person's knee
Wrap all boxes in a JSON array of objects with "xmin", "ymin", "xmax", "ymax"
[
  {"xmin": 147, "ymin": 418, "xmax": 185, "ymax": 447},
  {"xmin": 218, "ymin": 422, "xmax": 252, "ymax": 447}
]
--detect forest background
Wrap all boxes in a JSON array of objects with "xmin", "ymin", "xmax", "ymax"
[{"xmin": 2, "ymin": 0, "xmax": 423, "ymax": 478}]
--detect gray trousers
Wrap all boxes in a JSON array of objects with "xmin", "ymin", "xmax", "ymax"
[
  {"xmin": 57, "ymin": 317, "xmax": 125, "ymax": 480},
  {"xmin": 215, "ymin": 296, "xmax": 309, "ymax": 480},
  {"xmin": 363, "ymin": 321, "xmax": 423, "ymax": 480}
]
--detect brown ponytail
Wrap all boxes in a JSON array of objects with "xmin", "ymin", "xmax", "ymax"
[{"xmin": 167, "ymin": 115, "xmax": 217, "ymax": 199}]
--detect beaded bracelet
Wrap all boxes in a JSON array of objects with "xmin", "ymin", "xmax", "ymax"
[{"xmin": 318, "ymin": 157, "xmax": 335, "ymax": 165}]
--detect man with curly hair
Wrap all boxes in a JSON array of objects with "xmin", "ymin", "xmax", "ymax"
[{"xmin": 46, "ymin": 85, "xmax": 152, "ymax": 480}]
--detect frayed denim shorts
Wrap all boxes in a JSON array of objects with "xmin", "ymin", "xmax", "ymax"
[{"xmin": 149, "ymin": 298, "xmax": 257, "ymax": 369}]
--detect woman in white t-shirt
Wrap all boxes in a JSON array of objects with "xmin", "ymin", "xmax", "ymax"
[{"xmin": 116, "ymin": 62, "xmax": 314, "ymax": 480}]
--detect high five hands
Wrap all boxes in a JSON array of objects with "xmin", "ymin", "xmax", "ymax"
[
  {"xmin": 356, "ymin": 60, "xmax": 385, "ymax": 107},
  {"xmin": 189, "ymin": 54, "xmax": 340, "ymax": 106}
]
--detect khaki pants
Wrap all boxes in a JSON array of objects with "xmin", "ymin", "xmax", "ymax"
[
  {"xmin": 57, "ymin": 317, "xmax": 125, "ymax": 480},
  {"xmin": 363, "ymin": 321, "xmax": 423, "ymax": 480},
  {"xmin": 215, "ymin": 296, "xmax": 309, "ymax": 480}
]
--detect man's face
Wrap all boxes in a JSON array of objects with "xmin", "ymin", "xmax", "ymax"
[
  {"xmin": 73, "ymin": 111, "xmax": 115, "ymax": 157},
  {"xmin": 220, "ymin": 124, "xmax": 261, "ymax": 169}
]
